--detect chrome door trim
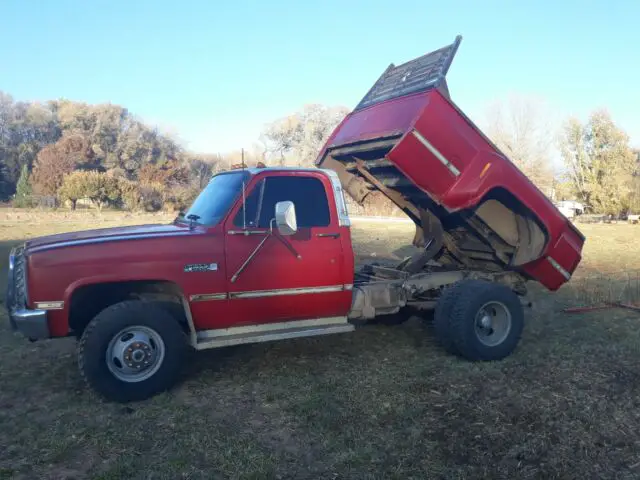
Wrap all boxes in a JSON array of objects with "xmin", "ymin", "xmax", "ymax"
[
  {"xmin": 188, "ymin": 284, "xmax": 353, "ymax": 302},
  {"xmin": 189, "ymin": 293, "xmax": 228, "ymax": 302},
  {"xmin": 229, "ymin": 284, "xmax": 349, "ymax": 299}
]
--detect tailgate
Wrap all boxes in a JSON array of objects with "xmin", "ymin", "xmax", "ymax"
[{"xmin": 355, "ymin": 36, "xmax": 462, "ymax": 111}]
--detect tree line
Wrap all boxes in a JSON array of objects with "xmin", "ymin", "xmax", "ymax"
[
  {"xmin": 0, "ymin": 92, "xmax": 224, "ymax": 212},
  {"xmin": 483, "ymin": 95, "xmax": 640, "ymax": 215},
  {"xmin": 1, "ymin": 91, "xmax": 638, "ymax": 216},
  {"xmin": 262, "ymin": 97, "xmax": 640, "ymax": 216}
]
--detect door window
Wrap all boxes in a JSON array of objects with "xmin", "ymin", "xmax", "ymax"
[{"xmin": 234, "ymin": 176, "xmax": 331, "ymax": 228}]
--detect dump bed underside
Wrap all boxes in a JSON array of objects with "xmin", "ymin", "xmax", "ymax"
[{"xmin": 323, "ymin": 138, "xmax": 535, "ymax": 278}]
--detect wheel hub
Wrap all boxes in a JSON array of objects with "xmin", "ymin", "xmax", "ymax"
[
  {"xmin": 478, "ymin": 314, "xmax": 492, "ymax": 330},
  {"xmin": 123, "ymin": 341, "xmax": 154, "ymax": 369},
  {"xmin": 106, "ymin": 326, "xmax": 166, "ymax": 383},
  {"xmin": 474, "ymin": 301, "xmax": 512, "ymax": 347}
]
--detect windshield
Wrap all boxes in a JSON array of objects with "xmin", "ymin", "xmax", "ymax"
[{"xmin": 183, "ymin": 171, "xmax": 249, "ymax": 226}]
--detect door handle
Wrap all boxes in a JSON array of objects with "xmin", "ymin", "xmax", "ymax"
[{"xmin": 316, "ymin": 233, "xmax": 340, "ymax": 238}]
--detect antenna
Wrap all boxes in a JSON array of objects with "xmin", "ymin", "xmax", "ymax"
[{"xmin": 241, "ymin": 147, "xmax": 246, "ymax": 229}]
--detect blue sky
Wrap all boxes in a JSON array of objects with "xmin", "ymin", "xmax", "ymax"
[{"xmin": 2, "ymin": 0, "xmax": 639, "ymax": 155}]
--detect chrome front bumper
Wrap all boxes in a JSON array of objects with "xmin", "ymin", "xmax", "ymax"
[
  {"xmin": 8, "ymin": 308, "xmax": 49, "ymax": 340},
  {"xmin": 5, "ymin": 246, "xmax": 50, "ymax": 340}
]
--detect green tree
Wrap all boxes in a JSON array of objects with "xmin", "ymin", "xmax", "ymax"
[
  {"xmin": 84, "ymin": 171, "xmax": 121, "ymax": 211},
  {"xmin": 559, "ymin": 109, "xmax": 637, "ymax": 214},
  {"xmin": 12, "ymin": 164, "xmax": 33, "ymax": 207},
  {"xmin": 58, "ymin": 171, "xmax": 88, "ymax": 210}
]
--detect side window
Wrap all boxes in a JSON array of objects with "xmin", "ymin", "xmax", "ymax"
[{"xmin": 233, "ymin": 176, "xmax": 331, "ymax": 228}]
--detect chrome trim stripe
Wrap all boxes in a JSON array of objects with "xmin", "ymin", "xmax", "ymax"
[
  {"xmin": 197, "ymin": 316, "xmax": 350, "ymax": 340},
  {"xmin": 229, "ymin": 284, "xmax": 349, "ymax": 299},
  {"xmin": 189, "ymin": 284, "xmax": 352, "ymax": 302},
  {"xmin": 190, "ymin": 293, "xmax": 227, "ymax": 302},
  {"xmin": 28, "ymin": 232, "xmax": 194, "ymax": 253},
  {"xmin": 412, "ymin": 130, "xmax": 461, "ymax": 176},
  {"xmin": 34, "ymin": 301, "xmax": 64, "ymax": 310},
  {"xmin": 548, "ymin": 257, "xmax": 571, "ymax": 280}
]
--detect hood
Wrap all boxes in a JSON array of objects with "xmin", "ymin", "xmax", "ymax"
[{"xmin": 25, "ymin": 223, "xmax": 193, "ymax": 254}]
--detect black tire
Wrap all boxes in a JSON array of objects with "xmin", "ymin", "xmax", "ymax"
[
  {"xmin": 433, "ymin": 283, "xmax": 465, "ymax": 354},
  {"xmin": 444, "ymin": 280, "xmax": 524, "ymax": 361},
  {"xmin": 77, "ymin": 300, "xmax": 188, "ymax": 403}
]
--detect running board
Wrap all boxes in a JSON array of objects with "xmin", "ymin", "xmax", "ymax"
[{"xmin": 194, "ymin": 317, "xmax": 354, "ymax": 350}]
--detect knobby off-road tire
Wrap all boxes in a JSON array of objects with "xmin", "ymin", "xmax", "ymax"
[
  {"xmin": 77, "ymin": 300, "xmax": 188, "ymax": 403},
  {"xmin": 433, "ymin": 282, "xmax": 466, "ymax": 355},
  {"xmin": 434, "ymin": 280, "xmax": 524, "ymax": 361}
]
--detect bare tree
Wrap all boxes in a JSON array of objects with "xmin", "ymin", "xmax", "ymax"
[
  {"xmin": 483, "ymin": 94, "xmax": 556, "ymax": 194},
  {"xmin": 262, "ymin": 104, "xmax": 349, "ymax": 167},
  {"xmin": 223, "ymin": 144, "xmax": 266, "ymax": 169},
  {"xmin": 185, "ymin": 153, "xmax": 223, "ymax": 189}
]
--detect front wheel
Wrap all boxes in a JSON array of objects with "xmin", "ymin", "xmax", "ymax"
[
  {"xmin": 77, "ymin": 300, "xmax": 188, "ymax": 403},
  {"xmin": 436, "ymin": 280, "xmax": 524, "ymax": 361}
]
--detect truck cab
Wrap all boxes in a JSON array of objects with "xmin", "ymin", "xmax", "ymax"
[{"xmin": 5, "ymin": 35, "xmax": 585, "ymax": 403}]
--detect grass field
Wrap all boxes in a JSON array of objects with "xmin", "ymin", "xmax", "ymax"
[{"xmin": 2, "ymin": 210, "xmax": 640, "ymax": 479}]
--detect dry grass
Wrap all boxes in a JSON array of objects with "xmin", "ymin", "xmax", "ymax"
[{"xmin": 1, "ymin": 210, "xmax": 640, "ymax": 479}]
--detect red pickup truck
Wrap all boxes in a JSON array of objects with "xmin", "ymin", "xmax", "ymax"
[{"xmin": 5, "ymin": 36, "xmax": 585, "ymax": 403}]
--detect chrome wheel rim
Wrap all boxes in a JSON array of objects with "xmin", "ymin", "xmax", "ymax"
[
  {"xmin": 106, "ymin": 326, "xmax": 165, "ymax": 383},
  {"xmin": 474, "ymin": 301, "xmax": 512, "ymax": 347}
]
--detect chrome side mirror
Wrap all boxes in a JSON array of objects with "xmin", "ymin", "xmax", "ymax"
[{"xmin": 275, "ymin": 201, "xmax": 297, "ymax": 235}]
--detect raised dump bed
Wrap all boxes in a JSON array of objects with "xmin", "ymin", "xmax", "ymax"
[{"xmin": 316, "ymin": 35, "xmax": 585, "ymax": 292}]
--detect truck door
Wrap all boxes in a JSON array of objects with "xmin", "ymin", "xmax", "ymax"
[{"xmin": 221, "ymin": 172, "xmax": 352, "ymax": 328}]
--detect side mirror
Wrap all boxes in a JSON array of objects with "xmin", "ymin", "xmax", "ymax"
[{"xmin": 275, "ymin": 201, "xmax": 297, "ymax": 235}]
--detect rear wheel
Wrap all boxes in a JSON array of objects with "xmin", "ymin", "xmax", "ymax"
[
  {"xmin": 435, "ymin": 280, "xmax": 524, "ymax": 361},
  {"xmin": 77, "ymin": 300, "xmax": 188, "ymax": 403},
  {"xmin": 433, "ymin": 283, "xmax": 464, "ymax": 354}
]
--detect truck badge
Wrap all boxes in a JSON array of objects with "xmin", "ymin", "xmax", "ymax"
[{"xmin": 184, "ymin": 263, "xmax": 218, "ymax": 273}]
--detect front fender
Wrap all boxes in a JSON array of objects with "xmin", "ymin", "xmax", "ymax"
[{"xmin": 52, "ymin": 274, "xmax": 189, "ymax": 337}]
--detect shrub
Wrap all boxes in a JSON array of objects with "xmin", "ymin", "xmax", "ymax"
[
  {"xmin": 12, "ymin": 165, "xmax": 34, "ymax": 208},
  {"xmin": 138, "ymin": 183, "xmax": 164, "ymax": 212},
  {"xmin": 58, "ymin": 170, "xmax": 121, "ymax": 211},
  {"xmin": 117, "ymin": 179, "xmax": 139, "ymax": 211},
  {"xmin": 163, "ymin": 184, "xmax": 200, "ymax": 212}
]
